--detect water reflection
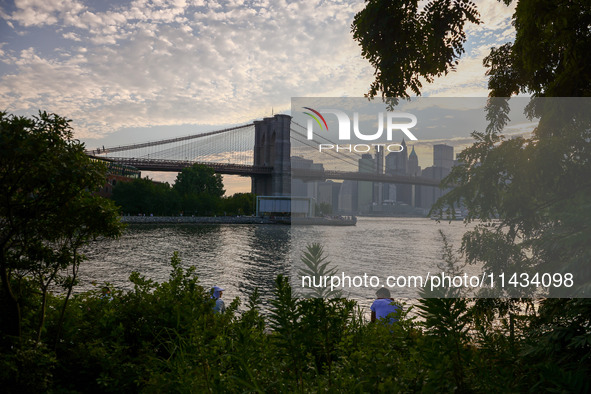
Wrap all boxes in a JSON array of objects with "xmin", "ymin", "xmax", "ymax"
[{"xmin": 80, "ymin": 218, "xmax": 473, "ymax": 311}]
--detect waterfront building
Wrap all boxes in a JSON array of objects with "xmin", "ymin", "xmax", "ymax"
[
  {"xmin": 408, "ymin": 146, "xmax": 422, "ymax": 207},
  {"xmin": 374, "ymin": 146, "xmax": 384, "ymax": 206},
  {"xmin": 434, "ymin": 144, "xmax": 454, "ymax": 170},
  {"xmin": 91, "ymin": 157, "xmax": 141, "ymax": 198},
  {"xmin": 358, "ymin": 153, "xmax": 375, "ymax": 213},
  {"xmin": 291, "ymin": 156, "xmax": 323, "ymax": 199},
  {"xmin": 420, "ymin": 144, "xmax": 454, "ymax": 210},
  {"xmin": 338, "ymin": 180, "xmax": 358, "ymax": 213},
  {"xmin": 408, "ymin": 146, "xmax": 421, "ymax": 177},
  {"xmin": 385, "ymin": 139, "xmax": 412, "ymax": 206},
  {"xmin": 317, "ymin": 180, "xmax": 341, "ymax": 214}
]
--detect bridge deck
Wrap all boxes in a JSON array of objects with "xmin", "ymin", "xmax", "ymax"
[
  {"xmin": 291, "ymin": 168, "xmax": 441, "ymax": 186},
  {"xmin": 93, "ymin": 156, "xmax": 442, "ymax": 186},
  {"xmin": 93, "ymin": 157, "xmax": 273, "ymax": 175}
]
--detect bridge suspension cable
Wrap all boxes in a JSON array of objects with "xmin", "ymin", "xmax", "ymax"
[
  {"xmin": 91, "ymin": 123, "xmax": 255, "ymax": 167},
  {"xmin": 291, "ymin": 132, "xmax": 361, "ymax": 170},
  {"xmin": 87, "ymin": 123, "xmax": 253, "ymax": 155},
  {"xmin": 290, "ymin": 122, "xmax": 363, "ymax": 170}
]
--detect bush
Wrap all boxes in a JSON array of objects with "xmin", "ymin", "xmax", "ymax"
[{"xmin": 1, "ymin": 251, "xmax": 587, "ymax": 392}]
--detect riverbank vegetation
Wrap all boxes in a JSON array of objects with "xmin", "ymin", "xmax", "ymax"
[
  {"xmin": 111, "ymin": 167, "xmax": 255, "ymax": 216},
  {"xmin": 1, "ymin": 251, "xmax": 589, "ymax": 392},
  {"xmin": 0, "ymin": 110, "xmax": 124, "ymax": 357}
]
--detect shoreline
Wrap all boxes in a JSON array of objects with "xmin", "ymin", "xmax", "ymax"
[
  {"xmin": 120, "ymin": 215, "xmax": 357, "ymax": 226},
  {"xmin": 121, "ymin": 215, "xmax": 274, "ymax": 225}
]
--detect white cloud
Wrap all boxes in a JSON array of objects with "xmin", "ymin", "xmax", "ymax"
[
  {"xmin": 0, "ymin": 0, "xmax": 518, "ymax": 139},
  {"xmin": 0, "ymin": 0, "xmax": 374, "ymax": 137},
  {"xmin": 471, "ymin": 0, "xmax": 515, "ymax": 32},
  {"xmin": 62, "ymin": 31, "xmax": 81, "ymax": 41},
  {"xmin": 7, "ymin": 0, "xmax": 86, "ymax": 27}
]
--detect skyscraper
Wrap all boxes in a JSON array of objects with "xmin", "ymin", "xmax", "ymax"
[
  {"xmin": 385, "ymin": 139, "xmax": 411, "ymax": 205},
  {"xmin": 358, "ymin": 153, "xmax": 375, "ymax": 213},
  {"xmin": 374, "ymin": 146, "xmax": 384, "ymax": 205},
  {"xmin": 420, "ymin": 144, "xmax": 454, "ymax": 210},
  {"xmin": 385, "ymin": 139, "xmax": 407, "ymax": 175},
  {"xmin": 407, "ymin": 145, "xmax": 421, "ymax": 207},
  {"xmin": 407, "ymin": 145, "xmax": 421, "ymax": 177},
  {"xmin": 433, "ymin": 144, "xmax": 454, "ymax": 169},
  {"xmin": 338, "ymin": 180, "xmax": 358, "ymax": 213}
]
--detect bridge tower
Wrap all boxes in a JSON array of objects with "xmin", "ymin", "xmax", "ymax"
[{"xmin": 252, "ymin": 114, "xmax": 291, "ymax": 196}]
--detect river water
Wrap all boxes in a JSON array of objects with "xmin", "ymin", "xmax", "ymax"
[{"xmin": 81, "ymin": 217, "xmax": 476, "ymax": 312}]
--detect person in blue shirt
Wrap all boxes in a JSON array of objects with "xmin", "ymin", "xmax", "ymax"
[
  {"xmin": 211, "ymin": 286, "xmax": 226, "ymax": 314},
  {"xmin": 370, "ymin": 288, "xmax": 400, "ymax": 323},
  {"xmin": 101, "ymin": 286, "xmax": 113, "ymax": 301}
]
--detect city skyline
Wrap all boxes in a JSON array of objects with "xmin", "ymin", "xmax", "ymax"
[{"xmin": 292, "ymin": 139, "xmax": 456, "ymax": 215}]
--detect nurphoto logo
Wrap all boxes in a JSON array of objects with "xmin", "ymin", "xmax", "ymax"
[{"xmin": 303, "ymin": 107, "xmax": 418, "ymax": 152}]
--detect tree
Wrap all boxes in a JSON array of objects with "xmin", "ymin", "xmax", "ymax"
[
  {"xmin": 298, "ymin": 243, "xmax": 342, "ymax": 299},
  {"xmin": 351, "ymin": 0, "xmax": 481, "ymax": 99},
  {"xmin": 112, "ymin": 177, "xmax": 179, "ymax": 215},
  {"xmin": 173, "ymin": 163, "xmax": 225, "ymax": 215},
  {"xmin": 352, "ymin": 0, "xmax": 591, "ymax": 99},
  {"xmin": 173, "ymin": 163, "xmax": 225, "ymax": 198},
  {"xmin": 353, "ymin": 0, "xmax": 591, "ymax": 383},
  {"xmin": 222, "ymin": 193, "xmax": 255, "ymax": 216},
  {"xmin": 353, "ymin": 0, "xmax": 591, "ymax": 292},
  {"xmin": 112, "ymin": 165, "xmax": 228, "ymax": 217},
  {"xmin": 484, "ymin": 0, "xmax": 591, "ymax": 98},
  {"xmin": 0, "ymin": 111, "xmax": 123, "ymax": 346}
]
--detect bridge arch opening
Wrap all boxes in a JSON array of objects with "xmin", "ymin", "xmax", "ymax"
[
  {"xmin": 260, "ymin": 134, "xmax": 267, "ymax": 165},
  {"xmin": 270, "ymin": 131, "xmax": 276, "ymax": 167}
]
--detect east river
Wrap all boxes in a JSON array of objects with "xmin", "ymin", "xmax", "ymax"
[{"xmin": 80, "ymin": 217, "xmax": 476, "ymax": 313}]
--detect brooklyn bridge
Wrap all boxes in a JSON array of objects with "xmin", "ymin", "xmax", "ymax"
[{"xmin": 87, "ymin": 114, "xmax": 441, "ymax": 196}]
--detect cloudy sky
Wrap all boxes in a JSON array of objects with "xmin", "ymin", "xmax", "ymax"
[{"xmin": 0, "ymin": 0, "xmax": 516, "ymax": 193}]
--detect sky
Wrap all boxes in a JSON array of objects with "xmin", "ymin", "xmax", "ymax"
[{"xmin": 0, "ymin": 0, "xmax": 517, "ymax": 194}]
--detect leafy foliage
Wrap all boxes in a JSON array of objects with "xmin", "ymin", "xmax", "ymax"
[
  {"xmin": 352, "ymin": 0, "xmax": 481, "ymax": 98},
  {"xmin": 0, "ymin": 249, "xmax": 589, "ymax": 391},
  {"xmin": 173, "ymin": 163, "xmax": 225, "ymax": 198},
  {"xmin": 112, "ymin": 177, "xmax": 179, "ymax": 216},
  {"xmin": 353, "ymin": 2, "xmax": 591, "ymax": 391},
  {"xmin": 297, "ymin": 243, "xmax": 342, "ymax": 298},
  {"xmin": 112, "ymin": 175, "xmax": 254, "ymax": 216},
  {"xmin": 485, "ymin": 0, "xmax": 591, "ymax": 98},
  {"xmin": 0, "ymin": 111, "xmax": 123, "ymax": 348},
  {"xmin": 435, "ymin": 101, "xmax": 591, "ymax": 299},
  {"xmin": 222, "ymin": 192, "xmax": 255, "ymax": 216}
]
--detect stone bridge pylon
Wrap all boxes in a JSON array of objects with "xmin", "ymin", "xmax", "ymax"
[{"xmin": 252, "ymin": 114, "xmax": 291, "ymax": 196}]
